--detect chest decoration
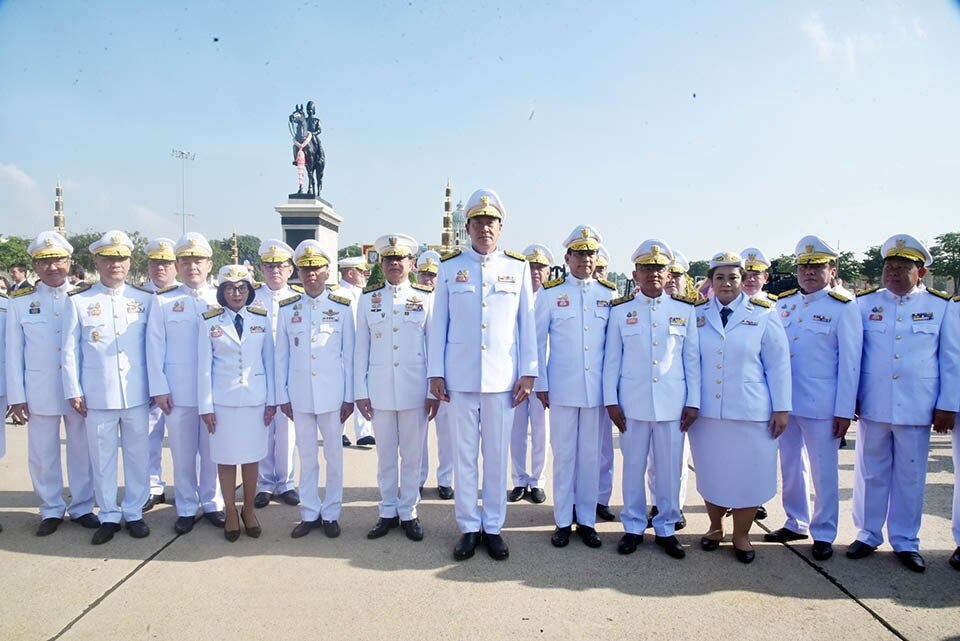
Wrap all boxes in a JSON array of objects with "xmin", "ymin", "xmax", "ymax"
[
  {"xmin": 405, "ymin": 295, "xmax": 425, "ymax": 313},
  {"xmin": 250, "ymin": 325, "xmax": 265, "ymax": 334},
  {"xmin": 87, "ymin": 302, "xmax": 102, "ymax": 317},
  {"xmin": 291, "ymin": 311, "xmax": 302, "ymax": 324},
  {"xmin": 497, "ymin": 275, "xmax": 516, "ymax": 283},
  {"xmin": 210, "ymin": 325, "xmax": 224, "ymax": 338},
  {"xmin": 871, "ymin": 305, "xmax": 883, "ymax": 314},
  {"xmin": 126, "ymin": 301, "xmax": 144, "ymax": 314},
  {"xmin": 371, "ymin": 292, "xmax": 382, "ymax": 311},
  {"xmin": 597, "ymin": 300, "xmax": 609, "ymax": 308},
  {"xmin": 294, "ymin": 336, "xmax": 300, "ymax": 347},
  {"xmin": 669, "ymin": 316, "xmax": 686, "ymax": 326},
  {"xmin": 869, "ymin": 313, "xmax": 883, "ymax": 321},
  {"xmin": 812, "ymin": 314, "xmax": 831, "ymax": 323},
  {"xmin": 172, "ymin": 300, "xmax": 185, "ymax": 313},
  {"xmin": 912, "ymin": 312, "xmax": 933, "ymax": 322},
  {"xmin": 626, "ymin": 310, "xmax": 639, "ymax": 325},
  {"xmin": 322, "ymin": 308, "xmax": 340, "ymax": 321},
  {"xmin": 90, "ymin": 329, "xmax": 101, "ymax": 343},
  {"xmin": 29, "ymin": 300, "xmax": 41, "ymax": 315},
  {"xmin": 556, "ymin": 294, "xmax": 570, "ymax": 308},
  {"xmin": 455, "ymin": 270, "xmax": 469, "ymax": 283},
  {"xmin": 697, "ymin": 315, "xmax": 706, "ymax": 328}
]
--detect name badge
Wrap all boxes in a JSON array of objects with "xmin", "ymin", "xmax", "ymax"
[
  {"xmin": 812, "ymin": 314, "xmax": 831, "ymax": 323},
  {"xmin": 29, "ymin": 301, "xmax": 41, "ymax": 314},
  {"xmin": 740, "ymin": 319, "xmax": 758, "ymax": 326},
  {"xmin": 869, "ymin": 313, "xmax": 883, "ymax": 321},
  {"xmin": 292, "ymin": 312, "xmax": 302, "ymax": 324},
  {"xmin": 87, "ymin": 302, "xmax": 102, "ymax": 316},
  {"xmin": 912, "ymin": 312, "xmax": 933, "ymax": 321},
  {"xmin": 597, "ymin": 300, "xmax": 609, "ymax": 308},
  {"xmin": 250, "ymin": 325, "xmax": 265, "ymax": 333},
  {"xmin": 669, "ymin": 317, "xmax": 686, "ymax": 326},
  {"xmin": 172, "ymin": 300, "xmax": 185, "ymax": 313},
  {"xmin": 497, "ymin": 275, "xmax": 516, "ymax": 283},
  {"xmin": 557, "ymin": 294, "xmax": 569, "ymax": 308}
]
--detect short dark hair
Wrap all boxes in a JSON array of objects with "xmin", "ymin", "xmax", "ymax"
[
  {"xmin": 70, "ymin": 264, "xmax": 85, "ymax": 279},
  {"xmin": 10, "ymin": 262, "xmax": 28, "ymax": 272},
  {"xmin": 706, "ymin": 266, "xmax": 746, "ymax": 281}
]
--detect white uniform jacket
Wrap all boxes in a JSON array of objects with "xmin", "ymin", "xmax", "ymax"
[
  {"xmin": 603, "ymin": 292, "xmax": 701, "ymax": 421},
  {"xmin": 275, "ymin": 290, "xmax": 355, "ymax": 414},
  {"xmin": 696, "ymin": 293, "xmax": 791, "ymax": 421},
  {"xmin": 533, "ymin": 275, "xmax": 615, "ymax": 408},
  {"xmin": 197, "ymin": 305, "xmax": 275, "ymax": 414},
  {"xmin": 355, "ymin": 281, "xmax": 433, "ymax": 411},
  {"xmin": 776, "ymin": 288, "xmax": 862, "ymax": 419},
  {"xmin": 146, "ymin": 283, "xmax": 218, "ymax": 406},
  {"xmin": 250, "ymin": 282, "xmax": 299, "ymax": 339},
  {"xmin": 62, "ymin": 282, "xmax": 153, "ymax": 410},
  {"xmin": 427, "ymin": 247, "xmax": 538, "ymax": 393},
  {"xmin": 6, "ymin": 283, "xmax": 73, "ymax": 414},
  {"xmin": 857, "ymin": 286, "xmax": 960, "ymax": 424}
]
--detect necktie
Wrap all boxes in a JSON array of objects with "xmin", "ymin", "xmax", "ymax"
[
  {"xmin": 720, "ymin": 306, "xmax": 732, "ymax": 327},
  {"xmin": 234, "ymin": 313, "xmax": 244, "ymax": 338}
]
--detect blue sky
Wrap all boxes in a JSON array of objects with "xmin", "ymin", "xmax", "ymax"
[{"xmin": 2, "ymin": 1, "xmax": 959, "ymax": 273}]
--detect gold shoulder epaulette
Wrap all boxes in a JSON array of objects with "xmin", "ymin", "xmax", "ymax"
[
  {"xmin": 542, "ymin": 276, "xmax": 565, "ymax": 289},
  {"xmin": 202, "ymin": 306, "xmax": 224, "ymax": 320},
  {"xmin": 246, "ymin": 306, "xmax": 267, "ymax": 316},
  {"xmin": 328, "ymin": 293, "xmax": 351, "ymax": 306},
  {"xmin": 128, "ymin": 282, "xmax": 153, "ymax": 294},
  {"xmin": 766, "ymin": 292, "xmax": 778, "ymax": 301},
  {"xmin": 68, "ymin": 283, "xmax": 91, "ymax": 296},
  {"xmin": 155, "ymin": 284, "xmax": 179, "ymax": 295},
  {"xmin": 928, "ymin": 287, "xmax": 951, "ymax": 301},
  {"xmin": 10, "ymin": 285, "xmax": 35, "ymax": 298},
  {"xmin": 750, "ymin": 296, "xmax": 773, "ymax": 309},
  {"xmin": 611, "ymin": 294, "xmax": 635, "ymax": 307},
  {"xmin": 670, "ymin": 293, "xmax": 696, "ymax": 305},
  {"xmin": 326, "ymin": 283, "xmax": 340, "ymax": 291},
  {"xmin": 279, "ymin": 294, "xmax": 301, "ymax": 307},
  {"xmin": 363, "ymin": 283, "xmax": 385, "ymax": 294},
  {"xmin": 441, "ymin": 249, "xmax": 461, "ymax": 261},
  {"xmin": 777, "ymin": 288, "xmax": 799, "ymax": 299},
  {"xmin": 856, "ymin": 285, "xmax": 880, "ymax": 297},
  {"xmin": 291, "ymin": 284, "xmax": 305, "ymax": 293},
  {"xmin": 504, "ymin": 249, "xmax": 526, "ymax": 261},
  {"xmin": 599, "ymin": 278, "xmax": 617, "ymax": 290},
  {"xmin": 694, "ymin": 297, "xmax": 709, "ymax": 306},
  {"xmin": 411, "ymin": 282, "xmax": 433, "ymax": 292},
  {"xmin": 252, "ymin": 282, "xmax": 263, "ymax": 290},
  {"xmin": 953, "ymin": 295, "xmax": 960, "ymax": 303},
  {"xmin": 828, "ymin": 291, "xmax": 852, "ymax": 303}
]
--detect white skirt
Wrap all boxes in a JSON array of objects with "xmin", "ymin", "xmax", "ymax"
[
  {"xmin": 209, "ymin": 404, "xmax": 268, "ymax": 465},
  {"xmin": 688, "ymin": 417, "xmax": 777, "ymax": 508}
]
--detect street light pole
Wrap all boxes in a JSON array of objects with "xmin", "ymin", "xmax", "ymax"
[{"xmin": 171, "ymin": 149, "xmax": 196, "ymax": 234}]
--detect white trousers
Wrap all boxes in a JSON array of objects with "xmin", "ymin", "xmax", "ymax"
[
  {"xmin": 952, "ymin": 429, "xmax": 960, "ymax": 547},
  {"xmin": 646, "ymin": 432, "xmax": 690, "ymax": 512},
  {"xmin": 852, "ymin": 419, "xmax": 930, "ymax": 552},
  {"xmin": 147, "ymin": 404, "xmax": 166, "ymax": 496},
  {"xmin": 294, "ymin": 410, "xmax": 343, "ymax": 522},
  {"xmin": 374, "ymin": 407, "xmax": 426, "ymax": 520},
  {"xmin": 257, "ymin": 411, "xmax": 297, "ymax": 494},
  {"xmin": 85, "ymin": 405, "xmax": 149, "ymax": 524},
  {"xmin": 598, "ymin": 410, "xmax": 614, "ymax": 505},
  {"xmin": 622, "ymin": 419, "xmax": 684, "ymax": 536},
  {"xmin": 449, "ymin": 391, "xmax": 514, "ymax": 535},
  {"xmin": 550, "ymin": 405, "xmax": 601, "ymax": 528},
  {"xmin": 28, "ymin": 413, "xmax": 95, "ymax": 519},
  {"xmin": 0, "ymin": 395, "xmax": 4, "ymax": 459},
  {"xmin": 345, "ymin": 410, "xmax": 373, "ymax": 440},
  {"xmin": 420, "ymin": 401, "xmax": 454, "ymax": 488},
  {"xmin": 509, "ymin": 395, "xmax": 549, "ymax": 489},
  {"xmin": 166, "ymin": 405, "xmax": 223, "ymax": 516},
  {"xmin": 778, "ymin": 415, "xmax": 840, "ymax": 541}
]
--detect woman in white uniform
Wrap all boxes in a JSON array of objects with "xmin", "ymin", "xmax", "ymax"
[
  {"xmin": 687, "ymin": 251, "xmax": 791, "ymax": 563},
  {"xmin": 199, "ymin": 265, "xmax": 276, "ymax": 541}
]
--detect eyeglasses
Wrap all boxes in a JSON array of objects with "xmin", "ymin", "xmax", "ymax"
[
  {"xmin": 223, "ymin": 284, "xmax": 250, "ymax": 294},
  {"xmin": 637, "ymin": 264, "xmax": 668, "ymax": 272}
]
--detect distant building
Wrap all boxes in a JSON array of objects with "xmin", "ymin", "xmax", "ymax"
[{"xmin": 54, "ymin": 180, "xmax": 66, "ymax": 236}]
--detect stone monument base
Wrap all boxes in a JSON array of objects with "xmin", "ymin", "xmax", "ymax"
[{"xmin": 275, "ymin": 194, "xmax": 342, "ymax": 282}]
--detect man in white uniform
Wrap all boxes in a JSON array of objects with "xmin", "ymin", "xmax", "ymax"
[
  {"xmin": 765, "ymin": 236, "xmax": 862, "ymax": 561},
  {"xmin": 338, "ymin": 255, "xmax": 374, "ymax": 446},
  {"xmin": 429, "ymin": 188, "xmax": 537, "ymax": 561},
  {"xmin": 592, "ymin": 244, "xmax": 617, "ymax": 522},
  {"xmin": 357, "ymin": 234, "xmax": 437, "ymax": 541},
  {"xmin": 62, "ymin": 231, "xmax": 154, "ymax": 545},
  {"xmin": 7, "ymin": 231, "xmax": 98, "ymax": 536},
  {"xmin": 251, "ymin": 239, "xmax": 301, "ymax": 509},
  {"xmin": 848, "ymin": 234, "xmax": 959, "ymax": 573},
  {"xmin": 535, "ymin": 226, "xmax": 615, "ymax": 549},
  {"xmin": 276, "ymin": 240, "xmax": 355, "ymax": 539}
]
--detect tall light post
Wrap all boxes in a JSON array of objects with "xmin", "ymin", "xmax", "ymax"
[{"xmin": 171, "ymin": 148, "xmax": 196, "ymax": 233}]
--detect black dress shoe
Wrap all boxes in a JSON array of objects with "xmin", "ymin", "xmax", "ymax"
[
  {"xmin": 356, "ymin": 435, "xmax": 376, "ymax": 446},
  {"xmin": 656, "ymin": 535, "xmax": 686, "ymax": 559},
  {"xmin": 367, "ymin": 516, "xmax": 400, "ymax": 539},
  {"xmin": 454, "ymin": 532, "xmax": 481, "ymax": 560},
  {"xmin": 577, "ymin": 525, "xmax": 602, "ymax": 548},
  {"xmin": 596, "ymin": 504, "xmax": 615, "ymax": 521},
  {"xmin": 700, "ymin": 535, "xmax": 721, "ymax": 551},
  {"xmin": 36, "ymin": 517, "xmax": 63, "ymax": 537},
  {"xmin": 811, "ymin": 540, "xmax": 834, "ymax": 561},
  {"xmin": 617, "ymin": 532, "xmax": 642, "ymax": 555},
  {"xmin": 291, "ymin": 518, "xmax": 321, "ymax": 539},
  {"xmin": 551, "ymin": 526, "xmax": 572, "ymax": 548},
  {"xmin": 241, "ymin": 512, "xmax": 261, "ymax": 538},
  {"xmin": 174, "ymin": 516, "xmax": 196, "ymax": 534},
  {"xmin": 676, "ymin": 511, "xmax": 687, "ymax": 531},
  {"xmin": 507, "ymin": 486, "xmax": 526, "ymax": 502},
  {"xmin": 254, "ymin": 492, "xmax": 272, "ymax": 508},
  {"xmin": 734, "ymin": 546, "xmax": 756, "ymax": 564},
  {"xmin": 142, "ymin": 493, "xmax": 165, "ymax": 512},
  {"xmin": 342, "ymin": 434, "xmax": 352, "ymax": 447},
  {"xmin": 949, "ymin": 547, "xmax": 960, "ymax": 571},
  {"xmin": 764, "ymin": 527, "xmax": 809, "ymax": 543},
  {"xmin": 646, "ymin": 505, "xmax": 659, "ymax": 529},
  {"xmin": 846, "ymin": 540, "xmax": 877, "ymax": 559},
  {"xmin": 71, "ymin": 513, "xmax": 100, "ymax": 529},
  {"xmin": 92, "ymin": 522, "xmax": 121, "ymax": 545},
  {"xmin": 755, "ymin": 505, "xmax": 768, "ymax": 520},
  {"xmin": 126, "ymin": 519, "xmax": 150, "ymax": 538},
  {"xmin": 438, "ymin": 485, "xmax": 454, "ymax": 500},
  {"xmin": 322, "ymin": 519, "xmax": 341, "ymax": 538},
  {"xmin": 401, "ymin": 518, "xmax": 424, "ymax": 541},
  {"xmin": 203, "ymin": 511, "xmax": 227, "ymax": 528},
  {"xmin": 483, "ymin": 532, "xmax": 509, "ymax": 560},
  {"xmin": 280, "ymin": 489, "xmax": 300, "ymax": 506},
  {"xmin": 896, "ymin": 551, "xmax": 926, "ymax": 573},
  {"xmin": 528, "ymin": 487, "xmax": 546, "ymax": 504}
]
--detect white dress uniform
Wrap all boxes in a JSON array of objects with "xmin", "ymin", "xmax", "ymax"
[
  {"xmin": 146, "ymin": 281, "xmax": 224, "ymax": 517},
  {"xmin": 355, "ymin": 241, "xmax": 433, "ymax": 522},
  {"xmin": 197, "ymin": 302, "xmax": 274, "ymax": 464},
  {"xmin": 62, "ymin": 271, "xmax": 154, "ymax": 525},
  {"xmin": 338, "ymin": 274, "xmax": 373, "ymax": 442},
  {"xmin": 688, "ymin": 278, "xmax": 792, "ymax": 508},
  {"xmin": 953, "ymin": 297, "xmax": 960, "ymax": 554},
  {"xmin": 276, "ymin": 251, "xmax": 355, "ymax": 524},
  {"xmin": 7, "ymin": 279, "xmax": 96, "ymax": 520},
  {"xmin": 428, "ymin": 220, "xmax": 538, "ymax": 535},
  {"xmin": 0, "ymin": 291, "xmax": 7, "ymax": 460},
  {"xmin": 853, "ymin": 273, "xmax": 960, "ymax": 552},
  {"xmin": 603, "ymin": 243, "xmax": 700, "ymax": 538},
  {"xmin": 594, "ymin": 245, "xmax": 615, "ymax": 510}
]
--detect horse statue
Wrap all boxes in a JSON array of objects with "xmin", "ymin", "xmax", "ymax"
[{"xmin": 288, "ymin": 101, "xmax": 325, "ymax": 195}]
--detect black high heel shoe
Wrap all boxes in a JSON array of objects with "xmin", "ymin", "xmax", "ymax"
[
  {"xmin": 224, "ymin": 511, "xmax": 240, "ymax": 542},
  {"xmin": 241, "ymin": 511, "xmax": 261, "ymax": 538}
]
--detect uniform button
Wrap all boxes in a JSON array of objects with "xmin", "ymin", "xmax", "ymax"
[
  {"xmin": 897, "ymin": 317, "xmax": 903, "ymax": 322},
  {"xmin": 652, "ymin": 322, "xmax": 658, "ymax": 327},
  {"xmin": 584, "ymin": 346, "xmax": 589, "ymax": 351},
  {"xmin": 895, "ymin": 335, "xmax": 902, "ymax": 341},
  {"xmin": 716, "ymin": 349, "xmax": 722, "ymax": 355},
  {"xmin": 482, "ymin": 302, "xmax": 487, "ymax": 308},
  {"xmin": 716, "ymin": 379, "xmax": 722, "ymax": 384},
  {"xmin": 894, "ymin": 354, "xmax": 900, "ymax": 359},
  {"xmin": 481, "ymin": 344, "xmax": 487, "ymax": 350},
  {"xmin": 652, "ymin": 341, "xmax": 659, "ymax": 346},
  {"xmin": 55, "ymin": 312, "xmax": 60, "ymax": 317},
  {"xmin": 583, "ymin": 306, "xmax": 588, "ymax": 311},
  {"xmin": 585, "ymin": 366, "xmax": 590, "ymax": 371},
  {"xmin": 114, "ymin": 314, "xmax": 119, "ymax": 318},
  {"xmin": 584, "ymin": 326, "xmax": 589, "ymax": 331},
  {"xmin": 652, "ymin": 359, "xmax": 658, "ymax": 365},
  {"xmin": 715, "ymin": 393, "xmax": 721, "ymax": 399},
  {"xmin": 394, "ymin": 362, "xmax": 399, "ymax": 367},
  {"xmin": 392, "ymin": 327, "xmax": 399, "ymax": 333},
  {"xmin": 312, "ymin": 371, "xmax": 316, "ymax": 376},
  {"xmin": 482, "ymin": 282, "xmax": 487, "ymax": 287},
  {"xmin": 652, "ymin": 377, "xmax": 658, "ymax": 383},
  {"xmin": 720, "ymin": 336, "xmax": 725, "ymax": 341},
  {"xmin": 482, "ymin": 323, "xmax": 487, "ymax": 329},
  {"xmin": 798, "ymin": 319, "xmax": 803, "ymax": 323},
  {"xmin": 892, "ymin": 374, "xmax": 899, "ymax": 380},
  {"xmin": 393, "ymin": 310, "xmax": 399, "ymax": 315},
  {"xmin": 57, "ymin": 347, "xmax": 61, "ymax": 352},
  {"xmin": 716, "ymin": 364, "xmax": 722, "ymax": 369},
  {"xmin": 311, "ymin": 355, "xmax": 317, "ymax": 359},
  {"xmin": 393, "ymin": 345, "xmax": 399, "ymax": 350},
  {"xmin": 793, "ymin": 336, "xmax": 799, "ymax": 341}
]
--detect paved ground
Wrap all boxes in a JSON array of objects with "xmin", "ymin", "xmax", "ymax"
[{"xmin": 0, "ymin": 418, "xmax": 958, "ymax": 641}]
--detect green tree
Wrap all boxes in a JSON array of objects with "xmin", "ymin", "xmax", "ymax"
[
  {"xmin": 0, "ymin": 236, "xmax": 31, "ymax": 271},
  {"xmin": 860, "ymin": 245, "xmax": 884, "ymax": 286},
  {"xmin": 837, "ymin": 250, "xmax": 862, "ymax": 285},
  {"xmin": 338, "ymin": 244, "xmax": 362, "ymax": 260},
  {"xmin": 688, "ymin": 260, "xmax": 710, "ymax": 278},
  {"xmin": 66, "ymin": 231, "xmax": 104, "ymax": 276},
  {"xmin": 930, "ymin": 232, "xmax": 960, "ymax": 294},
  {"xmin": 771, "ymin": 253, "xmax": 795, "ymax": 275}
]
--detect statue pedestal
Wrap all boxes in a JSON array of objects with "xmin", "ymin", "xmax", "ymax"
[{"xmin": 275, "ymin": 194, "xmax": 342, "ymax": 281}]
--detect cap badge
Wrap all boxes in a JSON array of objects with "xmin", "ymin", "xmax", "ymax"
[
  {"xmin": 652, "ymin": 245, "xmax": 660, "ymax": 255},
  {"xmin": 44, "ymin": 238, "xmax": 54, "ymax": 247},
  {"xmin": 389, "ymin": 236, "xmax": 398, "ymax": 246},
  {"xmin": 304, "ymin": 247, "xmax": 315, "ymax": 256},
  {"xmin": 480, "ymin": 195, "xmax": 489, "ymax": 207},
  {"xmin": 188, "ymin": 238, "xmax": 197, "ymax": 248},
  {"xmin": 159, "ymin": 242, "xmax": 169, "ymax": 251},
  {"xmin": 805, "ymin": 245, "xmax": 814, "ymax": 254},
  {"xmin": 895, "ymin": 239, "xmax": 906, "ymax": 249},
  {"xmin": 581, "ymin": 228, "xmax": 590, "ymax": 239},
  {"xmin": 747, "ymin": 252, "xmax": 757, "ymax": 261},
  {"xmin": 111, "ymin": 235, "xmax": 121, "ymax": 246}
]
